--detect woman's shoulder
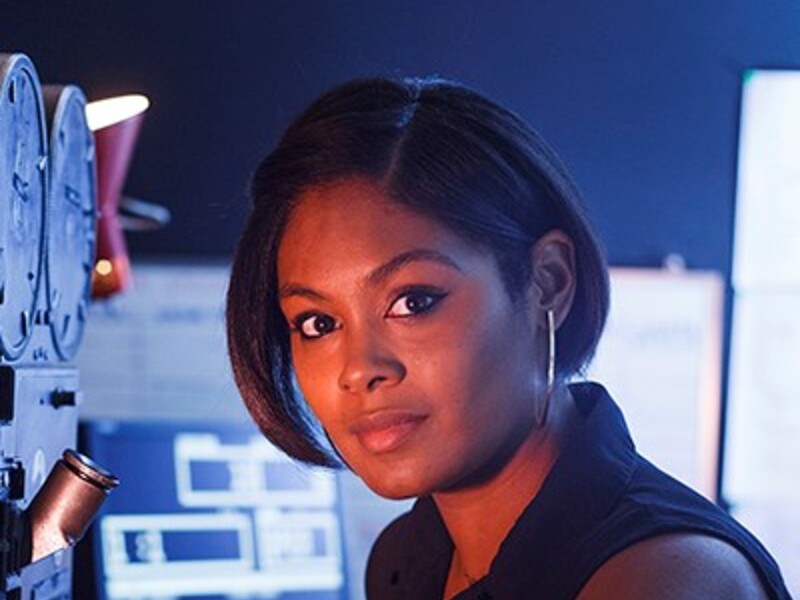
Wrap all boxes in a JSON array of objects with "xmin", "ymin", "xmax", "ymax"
[{"xmin": 577, "ymin": 533, "xmax": 770, "ymax": 600}]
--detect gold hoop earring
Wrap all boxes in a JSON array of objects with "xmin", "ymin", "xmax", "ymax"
[{"xmin": 537, "ymin": 309, "xmax": 556, "ymax": 428}]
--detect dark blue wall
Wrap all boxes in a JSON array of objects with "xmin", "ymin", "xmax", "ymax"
[{"xmin": 4, "ymin": 1, "xmax": 800, "ymax": 275}]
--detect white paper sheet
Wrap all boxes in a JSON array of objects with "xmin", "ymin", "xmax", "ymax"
[{"xmin": 585, "ymin": 269, "xmax": 724, "ymax": 499}]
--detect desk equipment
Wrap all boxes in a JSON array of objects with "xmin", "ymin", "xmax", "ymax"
[{"xmin": 76, "ymin": 419, "xmax": 348, "ymax": 600}]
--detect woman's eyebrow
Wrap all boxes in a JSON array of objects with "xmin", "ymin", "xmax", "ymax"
[
  {"xmin": 278, "ymin": 284, "xmax": 327, "ymax": 301},
  {"xmin": 278, "ymin": 249, "xmax": 463, "ymax": 300},
  {"xmin": 367, "ymin": 249, "xmax": 464, "ymax": 286}
]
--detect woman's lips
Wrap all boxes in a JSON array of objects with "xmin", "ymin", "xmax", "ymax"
[{"xmin": 349, "ymin": 411, "xmax": 428, "ymax": 454}]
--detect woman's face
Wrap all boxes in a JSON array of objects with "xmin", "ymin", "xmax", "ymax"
[{"xmin": 277, "ymin": 178, "xmax": 546, "ymax": 499}]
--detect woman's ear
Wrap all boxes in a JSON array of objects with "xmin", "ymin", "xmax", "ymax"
[{"xmin": 528, "ymin": 230, "xmax": 577, "ymax": 329}]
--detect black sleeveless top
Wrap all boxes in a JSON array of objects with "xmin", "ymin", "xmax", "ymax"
[{"xmin": 365, "ymin": 382, "xmax": 791, "ymax": 599}]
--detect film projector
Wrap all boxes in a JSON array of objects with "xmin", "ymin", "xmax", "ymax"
[{"xmin": 0, "ymin": 52, "xmax": 118, "ymax": 599}]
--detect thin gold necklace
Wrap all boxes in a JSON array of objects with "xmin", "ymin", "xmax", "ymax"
[
  {"xmin": 463, "ymin": 570, "xmax": 478, "ymax": 586},
  {"xmin": 456, "ymin": 552, "xmax": 478, "ymax": 587}
]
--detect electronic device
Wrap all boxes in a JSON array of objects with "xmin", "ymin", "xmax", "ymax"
[{"xmin": 76, "ymin": 419, "xmax": 348, "ymax": 600}]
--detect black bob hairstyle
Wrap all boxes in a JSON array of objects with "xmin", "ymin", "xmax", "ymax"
[{"xmin": 226, "ymin": 76, "xmax": 609, "ymax": 468}]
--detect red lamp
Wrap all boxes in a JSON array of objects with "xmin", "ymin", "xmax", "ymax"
[{"xmin": 85, "ymin": 94, "xmax": 149, "ymax": 299}]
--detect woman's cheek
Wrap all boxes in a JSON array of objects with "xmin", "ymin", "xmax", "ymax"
[
  {"xmin": 291, "ymin": 351, "xmax": 322, "ymax": 411},
  {"xmin": 295, "ymin": 360, "xmax": 342, "ymax": 428}
]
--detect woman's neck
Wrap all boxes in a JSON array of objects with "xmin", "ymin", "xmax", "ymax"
[{"xmin": 434, "ymin": 386, "xmax": 579, "ymax": 597}]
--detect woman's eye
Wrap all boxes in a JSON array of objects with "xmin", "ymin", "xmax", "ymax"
[
  {"xmin": 295, "ymin": 314, "xmax": 338, "ymax": 339},
  {"xmin": 386, "ymin": 290, "xmax": 446, "ymax": 318}
]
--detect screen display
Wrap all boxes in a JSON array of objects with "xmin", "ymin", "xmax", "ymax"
[{"xmin": 78, "ymin": 420, "xmax": 347, "ymax": 600}]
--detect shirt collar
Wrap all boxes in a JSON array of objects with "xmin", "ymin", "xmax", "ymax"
[
  {"xmin": 487, "ymin": 382, "xmax": 637, "ymax": 595},
  {"xmin": 405, "ymin": 382, "xmax": 638, "ymax": 598}
]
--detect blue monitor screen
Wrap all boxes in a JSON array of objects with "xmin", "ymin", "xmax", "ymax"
[{"xmin": 77, "ymin": 420, "xmax": 348, "ymax": 600}]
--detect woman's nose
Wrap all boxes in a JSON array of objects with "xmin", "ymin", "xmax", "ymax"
[{"xmin": 337, "ymin": 328, "xmax": 406, "ymax": 394}]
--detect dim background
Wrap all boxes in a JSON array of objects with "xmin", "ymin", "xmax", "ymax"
[{"xmin": 3, "ymin": 0, "xmax": 799, "ymax": 271}]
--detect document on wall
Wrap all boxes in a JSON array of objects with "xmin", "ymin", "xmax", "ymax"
[
  {"xmin": 584, "ymin": 268, "xmax": 724, "ymax": 500},
  {"xmin": 77, "ymin": 261, "xmax": 249, "ymax": 422},
  {"xmin": 725, "ymin": 68, "xmax": 800, "ymax": 596},
  {"xmin": 733, "ymin": 70, "xmax": 800, "ymax": 289},
  {"xmin": 725, "ymin": 291, "xmax": 800, "ymax": 594},
  {"xmin": 726, "ymin": 292, "xmax": 800, "ymax": 493}
]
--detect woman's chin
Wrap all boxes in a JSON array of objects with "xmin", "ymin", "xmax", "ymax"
[{"xmin": 356, "ymin": 468, "xmax": 434, "ymax": 500}]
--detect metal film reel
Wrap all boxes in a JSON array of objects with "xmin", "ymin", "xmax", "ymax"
[
  {"xmin": 43, "ymin": 85, "xmax": 97, "ymax": 361},
  {"xmin": 0, "ymin": 54, "xmax": 48, "ymax": 362}
]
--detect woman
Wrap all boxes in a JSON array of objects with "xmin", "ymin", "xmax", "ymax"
[{"xmin": 226, "ymin": 77, "xmax": 789, "ymax": 599}]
